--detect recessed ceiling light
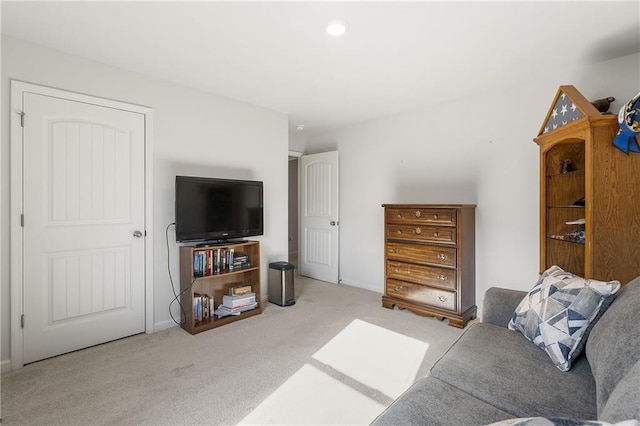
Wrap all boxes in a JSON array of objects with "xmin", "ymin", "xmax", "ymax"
[{"xmin": 326, "ymin": 20, "xmax": 347, "ymax": 37}]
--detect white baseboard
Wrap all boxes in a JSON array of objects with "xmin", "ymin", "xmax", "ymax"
[
  {"xmin": 154, "ymin": 319, "xmax": 179, "ymax": 332},
  {"xmin": 1, "ymin": 359, "xmax": 12, "ymax": 374},
  {"xmin": 340, "ymin": 279, "xmax": 381, "ymax": 294}
]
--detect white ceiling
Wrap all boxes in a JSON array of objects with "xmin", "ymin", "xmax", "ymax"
[{"xmin": 3, "ymin": 1, "xmax": 639, "ymax": 135}]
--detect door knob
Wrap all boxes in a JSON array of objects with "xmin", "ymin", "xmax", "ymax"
[
  {"xmin": 133, "ymin": 230, "xmax": 143, "ymax": 238},
  {"xmin": 330, "ymin": 221, "xmax": 338, "ymax": 226}
]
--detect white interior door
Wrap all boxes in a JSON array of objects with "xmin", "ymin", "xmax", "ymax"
[
  {"xmin": 20, "ymin": 91, "xmax": 146, "ymax": 364},
  {"xmin": 299, "ymin": 151, "xmax": 339, "ymax": 283}
]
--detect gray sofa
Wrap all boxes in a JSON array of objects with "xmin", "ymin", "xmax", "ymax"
[{"xmin": 372, "ymin": 276, "xmax": 640, "ymax": 425}]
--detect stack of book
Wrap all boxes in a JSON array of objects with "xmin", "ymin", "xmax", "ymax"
[
  {"xmin": 230, "ymin": 252, "xmax": 249, "ymax": 270},
  {"xmin": 214, "ymin": 292, "xmax": 258, "ymax": 317}
]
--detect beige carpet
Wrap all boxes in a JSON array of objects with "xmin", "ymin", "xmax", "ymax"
[{"xmin": 1, "ymin": 274, "xmax": 465, "ymax": 425}]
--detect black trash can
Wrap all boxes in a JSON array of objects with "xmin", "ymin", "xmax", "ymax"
[{"xmin": 268, "ymin": 261, "xmax": 296, "ymax": 306}]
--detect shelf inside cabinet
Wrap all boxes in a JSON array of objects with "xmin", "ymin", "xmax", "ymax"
[
  {"xmin": 545, "ymin": 204, "xmax": 585, "ymax": 245},
  {"xmin": 193, "ymin": 306, "xmax": 262, "ymax": 333},
  {"xmin": 193, "ymin": 265, "xmax": 258, "ymax": 280},
  {"xmin": 543, "ymin": 140, "xmax": 585, "ymax": 177},
  {"xmin": 547, "ymin": 236, "xmax": 585, "ymax": 245},
  {"xmin": 545, "ymin": 173, "xmax": 584, "ymax": 206},
  {"xmin": 545, "ymin": 236, "xmax": 585, "ymax": 276},
  {"xmin": 546, "ymin": 169, "xmax": 584, "ymax": 179}
]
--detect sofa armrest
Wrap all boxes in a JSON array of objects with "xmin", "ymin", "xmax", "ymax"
[{"xmin": 482, "ymin": 287, "xmax": 527, "ymax": 328}]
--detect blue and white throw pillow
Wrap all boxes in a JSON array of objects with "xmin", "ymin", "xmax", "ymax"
[{"xmin": 508, "ymin": 266, "xmax": 620, "ymax": 372}]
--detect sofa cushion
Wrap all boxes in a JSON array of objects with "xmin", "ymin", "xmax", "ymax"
[
  {"xmin": 599, "ymin": 358, "xmax": 640, "ymax": 422},
  {"xmin": 483, "ymin": 287, "xmax": 528, "ymax": 328},
  {"xmin": 370, "ymin": 376, "xmax": 514, "ymax": 426},
  {"xmin": 488, "ymin": 418, "xmax": 639, "ymax": 426},
  {"xmin": 431, "ymin": 322, "xmax": 597, "ymax": 419},
  {"xmin": 508, "ymin": 266, "xmax": 620, "ymax": 371},
  {"xmin": 586, "ymin": 276, "xmax": 640, "ymax": 417}
]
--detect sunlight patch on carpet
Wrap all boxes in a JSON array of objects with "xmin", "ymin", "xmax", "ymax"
[
  {"xmin": 312, "ymin": 319, "xmax": 429, "ymax": 399},
  {"xmin": 238, "ymin": 319, "xmax": 429, "ymax": 425},
  {"xmin": 237, "ymin": 364, "xmax": 385, "ymax": 425}
]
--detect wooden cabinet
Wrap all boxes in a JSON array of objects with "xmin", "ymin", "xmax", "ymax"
[
  {"xmin": 179, "ymin": 240, "xmax": 261, "ymax": 335},
  {"xmin": 382, "ymin": 204, "xmax": 476, "ymax": 328},
  {"xmin": 534, "ymin": 86, "xmax": 640, "ymax": 284}
]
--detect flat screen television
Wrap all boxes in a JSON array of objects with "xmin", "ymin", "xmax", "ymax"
[{"xmin": 175, "ymin": 176, "xmax": 263, "ymax": 244}]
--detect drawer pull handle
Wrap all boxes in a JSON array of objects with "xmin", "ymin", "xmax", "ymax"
[
  {"xmin": 414, "ymin": 227, "xmax": 421, "ymax": 235},
  {"xmin": 437, "ymin": 253, "xmax": 447, "ymax": 260},
  {"xmin": 438, "ymin": 296, "xmax": 447, "ymax": 303},
  {"xmin": 415, "ymin": 210, "xmax": 421, "ymax": 218},
  {"xmin": 397, "ymin": 212, "xmax": 402, "ymax": 218},
  {"xmin": 438, "ymin": 275, "xmax": 447, "ymax": 281},
  {"xmin": 433, "ymin": 214, "xmax": 438, "ymax": 220},
  {"xmin": 394, "ymin": 286, "xmax": 402, "ymax": 292},
  {"xmin": 392, "ymin": 248, "xmax": 400, "ymax": 254},
  {"xmin": 392, "ymin": 267, "xmax": 400, "ymax": 273},
  {"xmin": 397, "ymin": 229, "xmax": 402, "ymax": 234},
  {"xmin": 433, "ymin": 232, "xmax": 439, "ymax": 237}
]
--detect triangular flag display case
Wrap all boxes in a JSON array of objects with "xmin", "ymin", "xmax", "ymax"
[{"xmin": 534, "ymin": 86, "xmax": 640, "ymax": 285}]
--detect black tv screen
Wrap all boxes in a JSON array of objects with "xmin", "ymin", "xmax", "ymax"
[{"xmin": 175, "ymin": 176, "xmax": 263, "ymax": 244}]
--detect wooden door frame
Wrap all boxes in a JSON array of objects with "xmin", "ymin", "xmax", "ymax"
[
  {"xmin": 10, "ymin": 80, "xmax": 154, "ymax": 370},
  {"xmin": 288, "ymin": 150, "xmax": 302, "ymax": 263}
]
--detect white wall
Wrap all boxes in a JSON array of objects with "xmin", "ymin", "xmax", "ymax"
[
  {"xmin": 1, "ymin": 36, "xmax": 289, "ymax": 366},
  {"xmin": 288, "ymin": 127, "xmax": 307, "ymax": 153},
  {"xmin": 306, "ymin": 53, "xmax": 640, "ymax": 318}
]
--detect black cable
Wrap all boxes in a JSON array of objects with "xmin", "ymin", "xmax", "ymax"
[
  {"xmin": 170, "ymin": 278, "xmax": 198, "ymax": 326},
  {"xmin": 166, "ymin": 222, "xmax": 187, "ymax": 326}
]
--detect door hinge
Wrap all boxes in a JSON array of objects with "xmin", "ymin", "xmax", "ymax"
[
  {"xmin": 21, "ymin": 314, "xmax": 25, "ymax": 328},
  {"xmin": 19, "ymin": 111, "xmax": 25, "ymax": 127},
  {"xmin": 21, "ymin": 214, "xmax": 24, "ymax": 227}
]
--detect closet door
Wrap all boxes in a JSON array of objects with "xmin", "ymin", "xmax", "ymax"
[{"xmin": 19, "ymin": 89, "xmax": 146, "ymax": 365}]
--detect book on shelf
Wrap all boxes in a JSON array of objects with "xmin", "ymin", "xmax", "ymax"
[
  {"xmin": 222, "ymin": 292, "xmax": 256, "ymax": 309},
  {"xmin": 192, "ymin": 248, "xmax": 249, "ymax": 278},
  {"xmin": 203, "ymin": 294, "xmax": 210, "ymax": 319},
  {"xmin": 229, "ymin": 285, "xmax": 252, "ymax": 296},
  {"xmin": 193, "ymin": 293, "xmax": 213, "ymax": 325},
  {"xmin": 214, "ymin": 302, "xmax": 259, "ymax": 317},
  {"xmin": 194, "ymin": 293, "xmax": 203, "ymax": 323},
  {"xmin": 230, "ymin": 252, "xmax": 249, "ymax": 269},
  {"xmin": 193, "ymin": 254, "xmax": 201, "ymax": 277}
]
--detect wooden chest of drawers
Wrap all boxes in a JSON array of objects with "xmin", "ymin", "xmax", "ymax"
[{"xmin": 382, "ymin": 204, "xmax": 477, "ymax": 328}]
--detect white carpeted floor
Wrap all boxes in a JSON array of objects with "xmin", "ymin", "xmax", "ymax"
[{"xmin": 1, "ymin": 273, "xmax": 465, "ymax": 425}]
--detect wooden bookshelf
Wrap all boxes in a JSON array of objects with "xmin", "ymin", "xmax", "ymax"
[{"xmin": 179, "ymin": 240, "xmax": 261, "ymax": 334}]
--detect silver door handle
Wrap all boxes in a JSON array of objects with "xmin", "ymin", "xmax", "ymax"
[{"xmin": 133, "ymin": 230, "xmax": 143, "ymax": 238}]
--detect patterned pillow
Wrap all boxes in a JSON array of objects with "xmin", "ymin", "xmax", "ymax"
[{"xmin": 508, "ymin": 266, "xmax": 620, "ymax": 372}]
